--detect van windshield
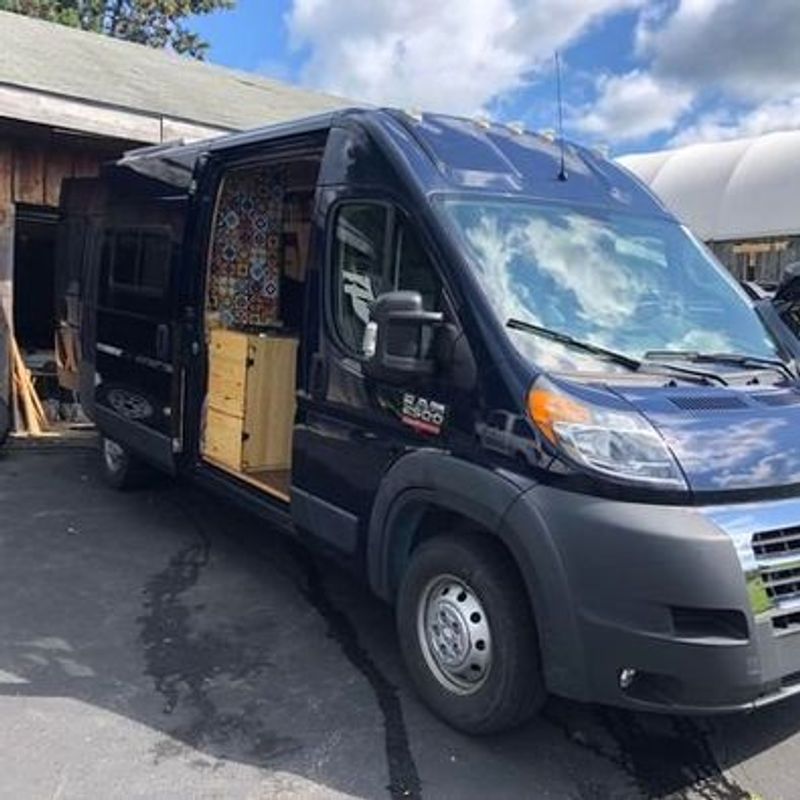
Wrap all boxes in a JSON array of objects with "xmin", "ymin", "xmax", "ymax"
[{"xmin": 440, "ymin": 198, "xmax": 780, "ymax": 373}]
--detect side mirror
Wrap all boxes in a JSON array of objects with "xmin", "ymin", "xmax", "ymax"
[
  {"xmin": 775, "ymin": 276, "xmax": 800, "ymax": 307},
  {"xmin": 774, "ymin": 262, "xmax": 800, "ymax": 305},
  {"xmin": 364, "ymin": 291, "xmax": 444, "ymax": 381}
]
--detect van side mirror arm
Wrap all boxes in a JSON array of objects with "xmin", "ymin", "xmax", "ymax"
[{"xmin": 434, "ymin": 322, "xmax": 477, "ymax": 391}]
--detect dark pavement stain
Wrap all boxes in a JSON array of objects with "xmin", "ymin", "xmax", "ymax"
[
  {"xmin": 546, "ymin": 702, "xmax": 751, "ymax": 800},
  {"xmin": 137, "ymin": 499, "xmax": 299, "ymax": 764},
  {"xmin": 290, "ymin": 547, "xmax": 423, "ymax": 800},
  {"xmin": 138, "ymin": 487, "xmax": 421, "ymax": 799}
]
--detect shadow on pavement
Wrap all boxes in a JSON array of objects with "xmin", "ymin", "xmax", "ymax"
[{"xmin": 1, "ymin": 446, "xmax": 799, "ymax": 800}]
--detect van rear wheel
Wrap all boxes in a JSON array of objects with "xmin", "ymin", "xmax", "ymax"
[
  {"xmin": 396, "ymin": 532, "xmax": 545, "ymax": 734},
  {"xmin": 100, "ymin": 437, "xmax": 150, "ymax": 490}
]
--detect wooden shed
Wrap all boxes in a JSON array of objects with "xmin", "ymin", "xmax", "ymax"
[{"xmin": 0, "ymin": 10, "xmax": 347, "ymax": 424}]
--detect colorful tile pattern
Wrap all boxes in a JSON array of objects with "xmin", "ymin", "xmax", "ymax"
[{"xmin": 207, "ymin": 166, "xmax": 286, "ymax": 327}]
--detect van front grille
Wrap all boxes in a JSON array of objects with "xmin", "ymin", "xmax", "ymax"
[
  {"xmin": 762, "ymin": 566, "xmax": 800, "ymax": 602},
  {"xmin": 753, "ymin": 527, "xmax": 800, "ymax": 557},
  {"xmin": 752, "ymin": 527, "xmax": 800, "ymax": 632}
]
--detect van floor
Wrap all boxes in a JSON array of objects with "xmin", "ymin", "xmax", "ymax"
[{"xmin": 203, "ymin": 457, "xmax": 291, "ymax": 503}]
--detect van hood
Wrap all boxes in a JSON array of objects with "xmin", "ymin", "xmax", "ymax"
[{"xmin": 609, "ymin": 384, "xmax": 800, "ymax": 493}]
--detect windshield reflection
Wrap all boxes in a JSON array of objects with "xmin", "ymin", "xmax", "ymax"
[{"xmin": 441, "ymin": 199, "xmax": 779, "ymax": 373}]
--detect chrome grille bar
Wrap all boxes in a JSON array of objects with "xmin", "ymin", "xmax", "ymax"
[{"xmin": 704, "ymin": 498, "xmax": 800, "ymax": 632}]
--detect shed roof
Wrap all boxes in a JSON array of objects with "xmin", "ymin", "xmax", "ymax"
[
  {"xmin": 618, "ymin": 130, "xmax": 800, "ymax": 242},
  {"xmin": 0, "ymin": 10, "xmax": 349, "ymax": 142}
]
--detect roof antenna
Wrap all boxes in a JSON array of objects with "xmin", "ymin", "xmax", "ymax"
[{"xmin": 555, "ymin": 51, "xmax": 568, "ymax": 182}]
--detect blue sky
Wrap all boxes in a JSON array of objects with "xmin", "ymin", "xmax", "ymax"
[{"xmin": 192, "ymin": 0, "xmax": 800, "ymax": 155}]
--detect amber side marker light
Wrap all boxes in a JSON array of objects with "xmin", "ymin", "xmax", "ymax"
[{"xmin": 528, "ymin": 385, "xmax": 590, "ymax": 445}]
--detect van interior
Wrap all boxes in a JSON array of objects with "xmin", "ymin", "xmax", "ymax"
[{"xmin": 199, "ymin": 151, "xmax": 322, "ymax": 502}]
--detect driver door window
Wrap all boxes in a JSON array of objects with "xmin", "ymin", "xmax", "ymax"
[{"xmin": 333, "ymin": 202, "xmax": 443, "ymax": 355}]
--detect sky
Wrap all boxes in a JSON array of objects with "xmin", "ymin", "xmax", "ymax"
[{"xmin": 191, "ymin": 0, "xmax": 800, "ymax": 155}]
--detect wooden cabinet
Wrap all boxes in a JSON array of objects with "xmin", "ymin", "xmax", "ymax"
[{"xmin": 202, "ymin": 330, "xmax": 298, "ymax": 473}]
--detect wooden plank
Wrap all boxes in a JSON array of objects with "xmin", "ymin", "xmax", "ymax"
[
  {"xmin": 207, "ymin": 365, "xmax": 246, "ymax": 417},
  {"xmin": 203, "ymin": 456, "xmax": 291, "ymax": 503},
  {"xmin": 202, "ymin": 406, "xmax": 244, "ymax": 470},
  {"xmin": 0, "ymin": 157, "xmax": 13, "ymax": 403},
  {"xmin": 206, "ymin": 328, "xmax": 249, "ymax": 416},
  {"xmin": 13, "ymin": 146, "xmax": 45, "ymax": 205},
  {"xmin": 209, "ymin": 328, "xmax": 249, "ymax": 360},
  {"xmin": 72, "ymin": 151, "xmax": 103, "ymax": 179},
  {"xmin": 243, "ymin": 336, "xmax": 298, "ymax": 471},
  {"xmin": 0, "ymin": 84, "xmax": 165, "ymax": 144},
  {"xmin": 44, "ymin": 150, "xmax": 75, "ymax": 207},
  {"xmin": 248, "ymin": 468, "xmax": 291, "ymax": 501},
  {"xmin": 0, "ymin": 299, "xmax": 10, "ymax": 407},
  {"xmin": 9, "ymin": 328, "xmax": 46, "ymax": 434}
]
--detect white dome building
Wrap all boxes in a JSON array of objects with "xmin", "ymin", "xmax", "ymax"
[{"xmin": 619, "ymin": 130, "xmax": 800, "ymax": 286}]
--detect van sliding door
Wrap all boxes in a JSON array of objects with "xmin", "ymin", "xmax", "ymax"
[{"xmin": 92, "ymin": 199, "xmax": 186, "ymax": 472}]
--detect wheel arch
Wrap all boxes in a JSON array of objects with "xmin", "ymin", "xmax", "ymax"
[{"xmin": 366, "ymin": 450, "xmax": 589, "ymax": 699}]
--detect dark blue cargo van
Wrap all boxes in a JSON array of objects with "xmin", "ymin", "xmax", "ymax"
[{"xmin": 56, "ymin": 108, "xmax": 800, "ymax": 733}]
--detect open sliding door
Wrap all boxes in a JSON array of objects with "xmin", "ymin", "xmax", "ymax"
[{"xmin": 93, "ymin": 196, "xmax": 187, "ymax": 472}]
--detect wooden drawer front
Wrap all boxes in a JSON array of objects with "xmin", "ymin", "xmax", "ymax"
[
  {"xmin": 207, "ymin": 360, "xmax": 246, "ymax": 417},
  {"xmin": 207, "ymin": 329, "xmax": 248, "ymax": 416},
  {"xmin": 209, "ymin": 328, "xmax": 249, "ymax": 361},
  {"xmin": 203, "ymin": 407, "xmax": 244, "ymax": 470}
]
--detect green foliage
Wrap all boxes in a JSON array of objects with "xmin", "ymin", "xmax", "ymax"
[{"xmin": 0, "ymin": 0, "xmax": 235, "ymax": 59}]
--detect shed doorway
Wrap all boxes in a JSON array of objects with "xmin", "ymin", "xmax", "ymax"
[
  {"xmin": 13, "ymin": 205, "xmax": 60, "ymax": 353},
  {"xmin": 11, "ymin": 204, "xmax": 71, "ymax": 426}
]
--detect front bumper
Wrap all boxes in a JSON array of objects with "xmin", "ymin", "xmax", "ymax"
[{"xmin": 508, "ymin": 486, "xmax": 800, "ymax": 713}]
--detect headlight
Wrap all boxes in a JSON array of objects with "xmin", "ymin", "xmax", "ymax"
[{"xmin": 528, "ymin": 378, "xmax": 686, "ymax": 489}]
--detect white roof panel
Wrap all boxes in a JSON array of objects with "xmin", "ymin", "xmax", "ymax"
[{"xmin": 619, "ymin": 130, "xmax": 800, "ymax": 241}]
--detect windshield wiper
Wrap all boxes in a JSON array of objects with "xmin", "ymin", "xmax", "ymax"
[
  {"xmin": 506, "ymin": 318, "xmax": 727, "ymax": 385},
  {"xmin": 643, "ymin": 350, "xmax": 795, "ymax": 381},
  {"xmin": 507, "ymin": 318, "xmax": 642, "ymax": 371}
]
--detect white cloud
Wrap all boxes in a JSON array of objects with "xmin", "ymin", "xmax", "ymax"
[
  {"xmin": 580, "ymin": 0, "xmax": 800, "ymax": 146},
  {"xmin": 285, "ymin": 0, "xmax": 639, "ymax": 114},
  {"xmin": 575, "ymin": 70, "xmax": 693, "ymax": 141},
  {"xmin": 283, "ymin": 0, "xmax": 800, "ymax": 149},
  {"xmin": 670, "ymin": 95, "xmax": 800, "ymax": 146},
  {"xmin": 638, "ymin": 0, "xmax": 800, "ymax": 102}
]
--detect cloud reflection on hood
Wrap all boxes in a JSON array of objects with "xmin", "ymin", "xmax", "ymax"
[{"xmin": 646, "ymin": 413, "xmax": 800, "ymax": 490}]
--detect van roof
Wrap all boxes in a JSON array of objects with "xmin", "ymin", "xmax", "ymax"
[{"xmin": 116, "ymin": 108, "xmax": 668, "ymax": 217}]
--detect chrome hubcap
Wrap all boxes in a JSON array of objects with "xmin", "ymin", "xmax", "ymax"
[
  {"xmin": 103, "ymin": 439, "xmax": 125, "ymax": 473},
  {"xmin": 417, "ymin": 575, "xmax": 492, "ymax": 695}
]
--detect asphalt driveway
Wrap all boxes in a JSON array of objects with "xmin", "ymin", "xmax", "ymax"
[{"xmin": 1, "ymin": 444, "xmax": 798, "ymax": 800}]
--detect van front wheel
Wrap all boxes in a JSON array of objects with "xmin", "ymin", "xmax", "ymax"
[
  {"xmin": 100, "ymin": 437, "xmax": 150, "ymax": 490},
  {"xmin": 396, "ymin": 532, "xmax": 545, "ymax": 734}
]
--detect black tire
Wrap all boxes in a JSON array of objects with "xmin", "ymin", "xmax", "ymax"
[
  {"xmin": 100, "ymin": 436, "xmax": 151, "ymax": 490},
  {"xmin": 397, "ymin": 531, "xmax": 546, "ymax": 734}
]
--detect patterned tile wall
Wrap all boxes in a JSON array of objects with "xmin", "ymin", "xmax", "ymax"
[{"xmin": 207, "ymin": 166, "xmax": 286, "ymax": 327}]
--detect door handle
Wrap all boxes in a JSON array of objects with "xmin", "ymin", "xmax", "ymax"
[{"xmin": 156, "ymin": 324, "xmax": 171, "ymax": 362}]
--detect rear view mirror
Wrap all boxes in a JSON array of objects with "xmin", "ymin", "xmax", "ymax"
[{"xmin": 365, "ymin": 291, "xmax": 444, "ymax": 381}]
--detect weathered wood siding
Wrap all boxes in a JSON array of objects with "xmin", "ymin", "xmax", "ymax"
[
  {"xmin": 0, "ymin": 139, "xmax": 103, "ymax": 402},
  {"xmin": 1, "ymin": 141, "xmax": 102, "ymax": 209}
]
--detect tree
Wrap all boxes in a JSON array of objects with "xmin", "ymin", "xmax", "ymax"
[{"xmin": 0, "ymin": 0, "xmax": 236, "ymax": 59}]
